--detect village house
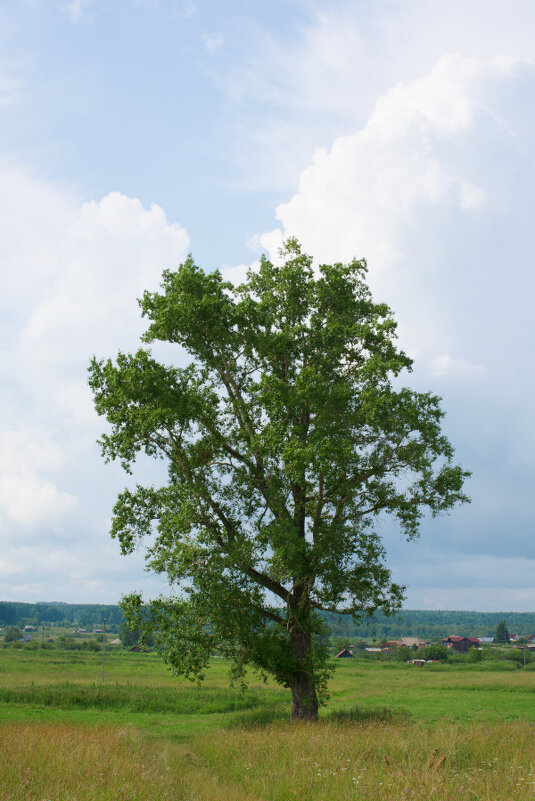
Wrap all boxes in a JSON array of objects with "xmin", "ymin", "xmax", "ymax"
[
  {"xmin": 334, "ymin": 648, "xmax": 354, "ymax": 658},
  {"xmin": 382, "ymin": 637, "xmax": 429, "ymax": 650},
  {"xmin": 442, "ymin": 636, "xmax": 479, "ymax": 652}
]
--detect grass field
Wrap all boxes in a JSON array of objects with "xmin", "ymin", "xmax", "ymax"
[{"xmin": 1, "ymin": 648, "xmax": 534, "ymax": 800}]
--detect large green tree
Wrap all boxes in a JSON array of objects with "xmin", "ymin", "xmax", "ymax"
[
  {"xmin": 89, "ymin": 239, "xmax": 469, "ymax": 720},
  {"xmin": 494, "ymin": 619, "xmax": 510, "ymax": 643}
]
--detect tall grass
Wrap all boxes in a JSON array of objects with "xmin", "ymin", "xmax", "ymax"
[
  {"xmin": 194, "ymin": 719, "xmax": 535, "ymax": 801},
  {"xmin": 3, "ymin": 718, "xmax": 535, "ymax": 801},
  {"xmin": 0, "ymin": 682, "xmax": 277, "ymax": 714},
  {"xmin": 2, "ymin": 648, "xmax": 535, "ymax": 801},
  {"xmin": 0, "ymin": 722, "xmax": 188, "ymax": 801}
]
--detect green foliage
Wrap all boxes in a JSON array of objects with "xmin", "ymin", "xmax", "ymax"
[
  {"xmin": 119, "ymin": 622, "xmax": 154, "ymax": 647},
  {"xmin": 502, "ymin": 648, "xmax": 530, "ymax": 665},
  {"xmin": 119, "ymin": 622, "xmax": 140, "ymax": 647},
  {"xmin": 494, "ymin": 620, "xmax": 510, "ymax": 643},
  {"xmin": 423, "ymin": 644, "xmax": 449, "ymax": 662},
  {"xmin": 0, "ymin": 601, "xmax": 123, "ymax": 628},
  {"xmin": 89, "ymin": 239, "xmax": 469, "ymax": 718},
  {"xmin": 396, "ymin": 645, "xmax": 412, "ymax": 662},
  {"xmin": 467, "ymin": 646, "xmax": 482, "ymax": 662},
  {"xmin": 4, "ymin": 605, "xmax": 535, "ymax": 642},
  {"xmin": 2, "ymin": 647, "xmax": 535, "ymax": 744},
  {"xmin": 54, "ymin": 635, "xmax": 102, "ymax": 651},
  {"xmin": 4, "ymin": 626, "xmax": 22, "ymax": 643},
  {"xmin": 332, "ymin": 638, "xmax": 352, "ymax": 656},
  {"xmin": 0, "ymin": 683, "xmax": 267, "ymax": 714},
  {"xmin": 323, "ymin": 609, "xmax": 535, "ymax": 641}
]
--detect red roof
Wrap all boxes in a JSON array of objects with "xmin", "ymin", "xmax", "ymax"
[
  {"xmin": 335, "ymin": 648, "xmax": 354, "ymax": 658},
  {"xmin": 444, "ymin": 636, "xmax": 479, "ymax": 643}
]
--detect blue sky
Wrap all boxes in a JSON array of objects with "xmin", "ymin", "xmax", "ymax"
[{"xmin": 1, "ymin": 0, "xmax": 535, "ymax": 610}]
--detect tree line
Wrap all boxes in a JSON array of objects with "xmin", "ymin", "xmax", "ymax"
[
  {"xmin": 324, "ymin": 609, "xmax": 535, "ymax": 640},
  {"xmin": 0, "ymin": 602, "xmax": 124, "ymax": 628},
  {"xmin": 3, "ymin": 601, "xmax": 532, "ymax": 641}
]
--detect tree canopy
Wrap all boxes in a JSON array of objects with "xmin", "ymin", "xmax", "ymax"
[{"xmin": 89, "ymin": 238, "xmax": 469, "ymax": 720}]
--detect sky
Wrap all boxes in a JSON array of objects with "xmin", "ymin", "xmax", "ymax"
[{"xmin": 1, "ymin": 0, "xmax": 535, "ymax": 611}]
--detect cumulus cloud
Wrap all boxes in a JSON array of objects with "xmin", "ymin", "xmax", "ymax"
[
  {"xmin": 1, "ymin": 163, "xmax": 190, "ymax": 600},
  {"xmin": 255, "ymin": 53, "xmax": 535, "ymax": 607},
  {"xmin": 6, "ymin": 188, "xmax": 189, "ymax": 427},
  {"xmin": 0, "ymin": 430, "xmax": 77, "ymax": 530},
  {"xmin": 268, "ymin": 54, "xmax": 526, "ymax": 256},
  {"xmin": 211, "ymin": 1, "xmax": 535, "ymax": 193},
  {"xmin": 262, "ymin": 54, "xmax": 535, "ymax": 367}
]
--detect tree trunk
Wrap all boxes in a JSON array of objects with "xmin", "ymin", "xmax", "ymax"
[
  {"xmin": 288, "ymin": 611, "xmax": 319, "ymax": 721},
  {"xmin": 290, "ymin": 672, "xmax": 319, "ymax": 721}
]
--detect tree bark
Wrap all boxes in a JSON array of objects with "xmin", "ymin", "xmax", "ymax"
[
  {"xmin": 288, "ymin": 611, "xmax": 319, "ymax": 721},
  {"xmin": 290, "ymin": 672, "xmax": 319, "ymax": 721}
]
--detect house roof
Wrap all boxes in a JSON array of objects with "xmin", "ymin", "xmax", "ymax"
[
  {"xmin": 335, "ymin": 648, "xmax": 353, "ymax": 658},
  {"xmin": 401, "ymin": 637, "xmax": 420, "ymax": 647},
  {"xmin": 444, "ymin": 636, "xmax": 479, "ymax": 643}
]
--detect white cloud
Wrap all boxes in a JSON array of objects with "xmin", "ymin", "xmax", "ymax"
[
  {"xmin": 429, "ymin": 354, "xmax": 485, "ymax": 378},
  {"xmin": 0, "ymin": 430, "xmax": 77, "ymax": 530},
  {"xmin": 253, "ymin": 52, "xmax": 535, "ymax": 609},
  {"xmin": 203, "ymin": 32, "xmax": 224, "ymax": 53},
  {"xmin": 0, "ymin": 163, "xmax": 190, "ymax": 600},
  {"xmin": 269, "ymin": 54, "xmax": 524, "ymax": 262},
  {"xmin": 59, "ymin": 0, "xmax": 92, "ymax": 24},
  {"xmin": 261, "ymin": 54, "xmax": 535, "ymax": 373},
  {"xmin": 214, "ymin": 1, "xmax": 535, "ymax": 192},
  {"xmin": 11, "ymin": 190, "xmax": 189, "ymax": 422}
]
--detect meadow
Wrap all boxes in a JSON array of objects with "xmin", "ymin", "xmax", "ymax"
[{"xmin": 1, "ymin": 648, "xmax": 534, "ymax": 800}]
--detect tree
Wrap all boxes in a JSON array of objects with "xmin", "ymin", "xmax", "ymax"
[
  {"xmin": 119, "ymin": 622, "xmax": 140, "ymax": 647},
  {"xmin": 423, "ymin": 644, "xmax": 449, "ymax": 662},
  {"xmin": 467, "ymin": 645, "xmax": 482, "ymax": 662},
  {"xmin": 119, "ymin": 621, "xmax": 154, "ymax": 647},
  {"xmin": 494, "ymin": 619, "xmax": 510, "ymax": 643},
  {"xmin": 89, "ymin": 239, "xmax": 469, "ymax": 721},
  {"xmin": 396, "ymin": 645, "xmax": 412, "ymax": 662},
  {"xmin": 4, "ymin": 626, "xmax": 22, "ymax": 643}
]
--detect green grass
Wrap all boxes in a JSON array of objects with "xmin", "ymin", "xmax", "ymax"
[
  {"xmin": 1, "ymin": 649, "xmax": 534, "ymax": 734},
  {"xmin": 2, "ymin": 649, "xmax": 535, "ymax": 799},
  {"xmin": 0, "ymin": 682, "xmax": 273, "ymax": 714}
]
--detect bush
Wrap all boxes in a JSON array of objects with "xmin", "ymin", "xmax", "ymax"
[
  {"xmin": 81, "ymin": 639, "xmax": 102, "ymax": 652},
  {"xmin": 396, "ymin": 645, "xmax": 412, "ymax": 662},
  {"xmin": 4, "ymin": 626, "xmax": 22, "ymax": 643},
  {"xmin": 422, "ymin": 644, "xmax": 449, "ymax": 662},
  {"xmin": 467, "ymin": 646, "xmax": 482, "ymax": 662},
  {"xmin": 503, "ymin": 648, "xmax": 530, "ymax": 665}
]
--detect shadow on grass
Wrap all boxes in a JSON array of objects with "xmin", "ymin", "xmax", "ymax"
[
  {"xmin": 225, "ymin": 702, "xmax": 412, "ymax": 731},
  {"xmin": 326, "ymin": 705, "xmax": 412, "ymax": 724},
  {"xmin": 225, "ymin": 703, "xmax": 289, "ymax": 729}
]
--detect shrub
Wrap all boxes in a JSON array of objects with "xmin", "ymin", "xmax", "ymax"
[
  {"xmin": 4, "ymin": 626, "xmax": 22, "ymax": 643},
  {"xmin": 423, "ymin": 644, "xmax": 449, "ymax": 661}
]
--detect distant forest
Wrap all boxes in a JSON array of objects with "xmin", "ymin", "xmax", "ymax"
[
  {"xmin": 0, "ymin": 601, "xmax": 124, "ymax": 627},
  {"xmin": 1, "ymin": 602, "xmax": 535, "ymax": 640},
  {"xmin": 323, "ymin": 610, "xmax": 535, "ymax": 641}
]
